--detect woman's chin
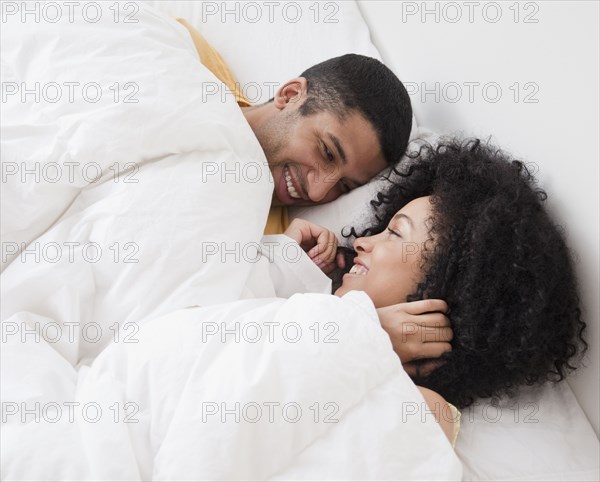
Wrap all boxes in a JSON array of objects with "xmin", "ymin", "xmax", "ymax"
[{"xmin": 333, "ymin": 286, "xmax": 345, "ymax": 297}]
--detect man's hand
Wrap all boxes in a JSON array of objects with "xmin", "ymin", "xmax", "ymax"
[
  {"xmin": 284, "ymin": 218, "xmax": 343, "ymax": 274},
  {"xmin": 376, "ymin": 299, "xmax": 453, "ymax": 378}
]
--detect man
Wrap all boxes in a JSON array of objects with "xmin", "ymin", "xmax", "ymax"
[{"xmin": 176, "ymin": 18, "xmax": 413, "ymax": 234}]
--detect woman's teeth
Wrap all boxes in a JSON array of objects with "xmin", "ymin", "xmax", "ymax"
[
  {"xmin": 284, "ymin": 167, "xmax": 301, "ymax": 199},
  {"xmin": 349, "ymin": 264, "xmax": 368, "ymax": 275}
]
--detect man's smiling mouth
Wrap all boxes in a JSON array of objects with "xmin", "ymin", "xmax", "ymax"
[{"xmin": 284, "ymin": 165, "xmax": 302, "ymax": 199}]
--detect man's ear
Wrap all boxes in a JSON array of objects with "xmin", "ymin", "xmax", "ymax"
[{"xmin": 273, "ymin": 77, "xmax": 308, "ymax": 110}]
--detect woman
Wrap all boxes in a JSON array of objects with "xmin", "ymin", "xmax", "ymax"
[{"xmin": 285, "ymin": 138, "xmax": 588, "ymax": 446}]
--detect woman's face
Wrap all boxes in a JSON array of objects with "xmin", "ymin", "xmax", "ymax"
[{"xmin": 335, "ymin": 196, "xmax": 434, "ymax": 308}]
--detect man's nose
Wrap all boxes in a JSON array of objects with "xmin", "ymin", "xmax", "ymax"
[
  {"xmin": 307, "ymin": 180, "xmax": 333, "ymax": 203},
  {"xmin": 307, "ymin": 171, "xmax": 340, "ymax": 204}
]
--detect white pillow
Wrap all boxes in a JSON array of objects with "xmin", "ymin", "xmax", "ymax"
[
  {"xmin": 143, "ymin": 0, "xmax": 384, "ymax": 103},
  {"xmin": 456, "ymin": 381, "xmax": 599, "ymax": 481}
]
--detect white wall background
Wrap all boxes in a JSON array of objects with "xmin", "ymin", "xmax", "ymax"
[{"xmin": 357, "ymin": 0, "xmax": 599, "ymax": 436}]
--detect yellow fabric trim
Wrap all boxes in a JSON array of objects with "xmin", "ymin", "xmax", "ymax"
[
  {"xmin": 447, "ymin": 403, "xmax": 461, "ymax": 448},
  {"xmin": 175, "ymin": 17, "xmax": 251, "ymax": 107},
  {"xmin": 264, "ymin": 207, "xmax": 290, "ymax": 235},
  {"xmin": 175, "ymin": 17, "xmax": 289, "ymax": 234}
]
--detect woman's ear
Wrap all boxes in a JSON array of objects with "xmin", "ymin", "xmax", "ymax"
[{"xmin": 273, "ymin": 77, "xmax": 308, "ymax": 110}]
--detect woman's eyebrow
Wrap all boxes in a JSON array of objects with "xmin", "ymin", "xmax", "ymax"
[{"xmin": 391, "ymin": 213, "xmax": 413, "ymax": 229}]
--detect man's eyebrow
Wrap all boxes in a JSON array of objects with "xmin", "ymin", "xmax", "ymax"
[
  {"xmin": 391, "ymin": 213, "xmax": 414, "ymax": 229},
  {"xmin": 328, "ymin": 133, "xmax": 347, "ymax": 165}
]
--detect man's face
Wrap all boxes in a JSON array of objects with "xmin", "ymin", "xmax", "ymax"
[{"xmin": 253, "ymin": 102, "xmax": 387, "ymax": 207}]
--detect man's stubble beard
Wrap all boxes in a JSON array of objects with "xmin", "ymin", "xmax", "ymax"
[
  {"xmin": 253, "ymin": 109, "xmax": 300, "ymax": 173},
  {"xmin": 253, "ymin": 110, "xmax": 302, "ymax": 207}
]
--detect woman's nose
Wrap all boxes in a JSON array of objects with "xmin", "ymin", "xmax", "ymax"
[{"xmin": 354, "ymin": 236, "xmax": 372, "ymax": 253}]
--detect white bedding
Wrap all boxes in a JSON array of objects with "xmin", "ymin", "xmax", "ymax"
[
  {"xmin": 1, "ymin": 3, "xmax": 462, "ymax": 480},
  {"xmin": 1, "ymin": 2, "xmax": 272, "ymax": 365},
  {"xmin": 2, "ymin": 291, "xmax": 462, "ymax": 480}
]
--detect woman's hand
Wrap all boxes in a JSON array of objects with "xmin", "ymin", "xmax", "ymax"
[
  {"xmin": 284, "ymin": 218, "xmax": 343, "ymax": 274},
  {"xmin": 376, "ymin": 299, "xmax": 453, "ymax": 378}
]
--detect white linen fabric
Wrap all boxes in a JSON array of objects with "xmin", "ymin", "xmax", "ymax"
[
  {"xmin": 237, "ymin": 234, "xmax": 332, "ymax": 299},
  {"xmin": 1, "ymin": 2, "xmax": 272, "ymax": 365},
  {"xmin": 2, "ymin": 291, "xmax": 462, "ymax": 481}
]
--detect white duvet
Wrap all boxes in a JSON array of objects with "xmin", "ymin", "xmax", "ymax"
[
  {"xmin": 3, "ymin": 291, "xmax": 461, "ymax": 481},
  {"xmin": 1, "ymin": 2, "xmax": 462, "ymax": 480}
]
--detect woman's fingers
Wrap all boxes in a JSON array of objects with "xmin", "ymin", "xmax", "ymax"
[
  {"xmin": 401, "ymin": 323, "xmax": 453, "ymax": 343},
  {"xmin": 431, "ymin": 326, "xmax": 453, "ymax": 342},
  {"xmin": 415, "ymin": 312, "xmax": 451, "ymax": 328},
  {"xmin": 413, "ymin": 342, "xmax": 453, "ymax": 359},
  {"xmin": 402, "ymin": 299, "xmax": 448, "ymax": 315},
  {"xmin": 403, "ymin": 358, "xmax": 447, "ymax": 378}
]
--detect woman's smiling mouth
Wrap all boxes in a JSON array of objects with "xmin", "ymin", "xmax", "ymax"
[{"xmin": 348, "ymin": 264, "xmax": 369, "ymax": 275}]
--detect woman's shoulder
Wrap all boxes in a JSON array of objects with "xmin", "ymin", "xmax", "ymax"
[{"xmin": 417, "ymin": 386, "xmax": 461, "ymax": 448}]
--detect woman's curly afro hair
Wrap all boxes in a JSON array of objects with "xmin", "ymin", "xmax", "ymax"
[{"xmin": 342, "ymin": 137, "xmax": 588, "ymax": 409}]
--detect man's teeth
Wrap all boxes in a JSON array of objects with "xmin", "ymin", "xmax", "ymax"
[
  {"xmin": 285, "ymin": 167, "xmax": 301, "ymax": 199},
  {"xmin": 349, "ymin": 264, "xmax": 369, "ymax": 275}
]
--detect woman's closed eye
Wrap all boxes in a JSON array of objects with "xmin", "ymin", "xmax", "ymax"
[{"xmin": 387, "ymin": 227, "xmax": 402, "ymax": 238}]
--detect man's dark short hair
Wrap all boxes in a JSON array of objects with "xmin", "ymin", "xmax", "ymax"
[{"xmin": 298, "ymin": 54, "xmax": 413, "ymax": 167}]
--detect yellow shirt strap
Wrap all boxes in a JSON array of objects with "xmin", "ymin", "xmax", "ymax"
[
  {"xmin": 175, "ymin": 17, "xmax": 251, "ymax": 108},
  {"xmin": 447, "ymin": 403, "xmax": 461, "ymax": 448}
]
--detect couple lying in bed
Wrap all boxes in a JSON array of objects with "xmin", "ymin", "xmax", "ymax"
[{"xmin": 178, "ymin": 20, "xmax": 587, "ymax": 447}]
